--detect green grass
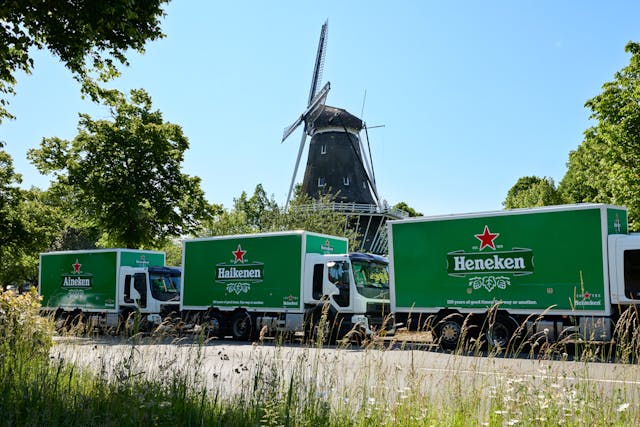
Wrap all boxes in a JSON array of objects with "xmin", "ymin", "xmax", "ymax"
[{"xmin": 2, "ymin": 289, "xmax": 640, "ymax": 426}]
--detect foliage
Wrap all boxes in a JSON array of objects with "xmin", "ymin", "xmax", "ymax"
[
  {"xmin": 160, "ymin": 239, "xmax": 183, "ymax": 267},
  {"xmin": 281, "ymin": 192, "xmax": 360, "ymax": 250},
  {"xmin": 200, "ymin": 184, "xmax": 360, "ymax": 250},
  {"xmin": 0, "ymin": 142, "xmax": 25, "ymax": 259},
  {"xmin": 0, "ymin": 144, "xmax": 66, "ymax": 285},
  {"xmin": 0, "ymin": 187, "xmax": 67, "ymax": 286},
  {"xmin": 28, "ymin": 88, "xmax": 212, "ymax": 249},
  {"xmin": 0, "ymin": 0, "xmax": 168, "ymax": 122},
  {"xmin": 503, "ymin": 176, "xmax": 566, "ymax": 209},
  {"xmin": 0, "ymin": 287, "xmax": 53, "ymax": 360},
  {"xmin": 559, "ymin": 42, "xmax": 640, "ymax": 229},
  {"xmin": 393, "ymin": 201, "xmax": 422, "ymax": 217}
]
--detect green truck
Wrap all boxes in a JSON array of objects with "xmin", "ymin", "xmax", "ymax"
[
  {"xmin": 181, "ymin": 231, "xmax": 392, "ymax": 340},
  {"xmin": 39, "ymin": 249, "xmax": 181, "ymax": 328},
  {"xmin": 388, "ymin": 203, "xmax": 640, "ymax": 348},
  {"xmin": 39, "ymin": 231, "xmax": 392, "ymax": 340}
]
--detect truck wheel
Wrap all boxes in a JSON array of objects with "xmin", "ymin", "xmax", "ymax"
[
  {"xmin": 231, "ymin": 311, "xmax": 253, "ymax": 341},
  {"xmin": 437, "ymin": 318, "xmax": 462, "ymax": 350},
  {"xmin": 486, "ymin": 315, "xmax": 517, "ymax": 350},
  {"xmin": 306, "ymin": 306, "xmax": 338, "ymax": 346},
  {"xmin": 205, "ymin": 313, "xmax": 224, "ymax": 339}
]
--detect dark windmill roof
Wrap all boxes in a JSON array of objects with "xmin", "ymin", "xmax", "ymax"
[{"xmin": 311, "ymin": 105, "xmax": 363, "ymax": 131}]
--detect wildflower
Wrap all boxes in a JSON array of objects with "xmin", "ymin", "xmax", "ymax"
[
  {"xmin": 617, "ymin": 403, "xmax": 630, "ymax": 413},
  {"xmin": 368, "ymin": 397, "xmax": 376, "ymax": 405}
]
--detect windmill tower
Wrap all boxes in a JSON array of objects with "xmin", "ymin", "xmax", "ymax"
[{"xmin": 281, "ymin": 21, "xmax": 407, "ymax": 254}]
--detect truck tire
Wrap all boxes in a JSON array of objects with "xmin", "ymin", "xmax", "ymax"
[
  {"xmin": 436, "ymin": 318, "xmax": 463, "ymax": 350},
  {"xmin": 231, "ymin": 311, "xmax": 253, "ymax": 341},
  {"xmin": 204, "ymin": 312, "xmax": 224, "ymax": 339},
  {"xmin": 306, "ymin": 305, "xmax": 338, "ymax": 346},
  {"xmin": 486, "ymin": 315, "xmax": 518, "ymax": 350}
]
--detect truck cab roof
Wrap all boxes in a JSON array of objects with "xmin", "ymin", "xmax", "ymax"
[
  {"xmin": 349, "ymin": 252, "xmax": 389, "ymax": 265},
  {"xmin": 148, "ymin": 266, "xmax": 181, "ymax": 275}
]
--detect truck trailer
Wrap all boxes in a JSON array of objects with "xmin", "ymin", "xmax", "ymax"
[
  {"xmin": 388, "ymin": 203, "xmax": 640, "ymax": 349},
  {"xmin": 39, "ymin": 249, "xmax": 181, "ymax": 328},
  {"xmin": 181, "ymin": 230, "xmax": 392, "ymax": 341}
]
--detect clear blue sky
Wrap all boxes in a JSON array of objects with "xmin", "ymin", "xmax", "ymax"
[{"xmin": 2, "ymin": 1, "xmax": 640, "ymax": 215}]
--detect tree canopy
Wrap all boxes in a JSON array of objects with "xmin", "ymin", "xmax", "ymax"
[
  {"xmin": 0, "ymin": 144, "xmax": 65, "ymax": 286},
  {"xmin": 393, "ymin": 201, "xmax": 422, "ymax": 217},
  {"xmin": 200, "ymin": 184, "xmax": 361, "ymax": 251},
  {"xmin": 503, "ymin": 176, "xmax": 565, "ymax": 209},
  {"xmin": 0, "ymin": 0, "xmax": 168, "ymax": 122},
  {"xmin": 504, "ymin": 42, "xmax": 640, "ymax": 225},
  {"xmin": 559, "ymin": 41, "xmax": 640, "ymax": 228},
  {"xmin": 28, "ymin": 88, "xmax": 211, "ymax": 248}
]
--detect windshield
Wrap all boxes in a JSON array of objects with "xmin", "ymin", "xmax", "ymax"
[
  {"xmin": 352, "ymin": 261, "xmax": 390, "ymax": 300},
  {"xmin": 149, "ymin": 272, "xmax": 180, "ymax": 302}
]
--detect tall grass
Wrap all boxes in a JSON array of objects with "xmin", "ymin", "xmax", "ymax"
[{"xmin": 2, "ymin": 289, "xmax": 640, "ymax": 426}]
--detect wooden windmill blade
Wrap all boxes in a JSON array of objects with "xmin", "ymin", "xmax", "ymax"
[
  {"xmin": 307, "ymin": 20, "xmax": 328, "ymax": 105},
  {"xmin": 282, "ymin": 20, "xmax": 331, "ymax": 208}
]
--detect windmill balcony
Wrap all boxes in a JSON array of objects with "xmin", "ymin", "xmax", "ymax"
[{"xmin": 291, "ymin": 202, "xmax": 409, "ymax": 219}]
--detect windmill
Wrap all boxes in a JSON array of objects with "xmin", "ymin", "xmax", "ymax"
[{"xmin": 281, "ymin": 21, "xmax": 407, "ymax": 253}]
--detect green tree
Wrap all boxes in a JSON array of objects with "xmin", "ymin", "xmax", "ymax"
[
  {"xmin": 233, "ymin": 184, "xmax": 281, "ymax": 231},
  {"xmin": 28, "ymin": 88, "xmax": 211, "ymax": 249},
  {"xmin": 0, "ymin": 187, "xmax": 66, "ymax": 286},
  {"xmin": 558, "ymin": 137, "xmax": 604, "ymax": 204},
  {"xmin": 393, "ymin": 201, "xmax": 422, "ymax": 217},
  {"xmin": 0, "ymin": 0, "xmax": 168, "ymax": 122},
  {"xmin": 559, "ymin": 42, "xmax": 640, "ymax": 229},
  {"xmin": 0, "ymin": 144, "xmax": 65, "ymax": 285},
  {"xmin": 200, "ymin": 185, "xmax": 360, "ymax": 250},
  {"xmin": 0, "ymin": 142, "xmax": 26, "ymax": 284},
  {"xmin": 504, "ymin": 176, "xmax": 565, "ymax": 209}
]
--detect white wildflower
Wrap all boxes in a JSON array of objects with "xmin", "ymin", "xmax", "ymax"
[{"xmin": 617, "ymin": 403, "xmax": 630, "ymax": 413}]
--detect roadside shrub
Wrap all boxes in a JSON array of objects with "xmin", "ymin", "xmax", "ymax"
[{"xmin": 0, "ymin": 287, "xmax": 53, "ymax": 360}]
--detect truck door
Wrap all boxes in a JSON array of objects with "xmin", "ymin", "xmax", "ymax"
[
  {"xmin": 327, "ymin": 260, "xmax": 351, "ymax": 308},
  {"xmin": 133, "ymin": 273, "xmax": 147, "ymax": 308},
  {"xmin": 609, "ymin": 234, "xmax": 640, "ymax": 303},
  {"xmin": 119, "ymin": 268, "xmax": 147, "ymax": 309}
]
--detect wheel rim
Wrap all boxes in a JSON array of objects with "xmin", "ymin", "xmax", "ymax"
[
  {"xmin": 207, "ymin": 317, "xmax": 221, "ymax": 336},
  {"xmin": 233, "ymin": 313, "xmax": 251, "ymax": 339},
  {"xmin": 488, "ymin": 322, "xmax": 511, "ymax": 348},
  {"xmin": 439, "ymin": 320, "xmax": 462, "ymax": 347}
]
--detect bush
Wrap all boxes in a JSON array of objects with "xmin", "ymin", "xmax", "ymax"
[{"xmin": 0, "ymin": 287, "xmax": 53, "ymax": 361}]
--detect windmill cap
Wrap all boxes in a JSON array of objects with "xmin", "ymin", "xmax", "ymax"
[{"xmin": 313, "ymin": 105, "xmax": 363, "ymax": 131}]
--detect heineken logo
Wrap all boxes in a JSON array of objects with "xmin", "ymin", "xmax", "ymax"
[
  {"xmin": 135, "ymin": 255, "xmax": 150, "ymax": 267},
  {"xmin": 321, "ymin": 239, "xmax": 334, "ymax": 254},
  {"xmin": 475, "ymin": 225, "xmax": 499, "ymax": 250},
  {"xmin": 216, "ymin": 244, "xmax": 264, "ymax": 294},
  {"xmin": 447, "ymin": 250, "xmax": 534, "ymax": 275},
  {"xmin": 61, "ymin": 258, "xmax": 93, "ymax": 288},
  {"xmin": 448, "ymin": 226, "xmax": 534, "ymax": 292}
]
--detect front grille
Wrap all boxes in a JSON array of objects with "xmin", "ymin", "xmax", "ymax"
[
  {"xmin": 366, "ymin": 302, "xmax": 391, "ymax": 316},
  {"xmin": 366, "ymin": 302, "xmax": 392, "ymax": 329}
]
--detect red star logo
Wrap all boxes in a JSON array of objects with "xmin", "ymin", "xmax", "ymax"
[
  {"xmin": 288, "ymin": 294, "xmax": 294, "ymax": 301},
  {"xmin": 233, "ymin": 245, "xmax": 246, "ymax": 263},
  {"xmin": 72, "ymin": 259, "xmax": 81, "ymax": 274},
  {"xmin": 475, "ymin": 225, "xmax": 500, "ymax": 250},
  {"xmin": 584, "ymin": 292, "xmax": 590, "ymax": 299}
]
